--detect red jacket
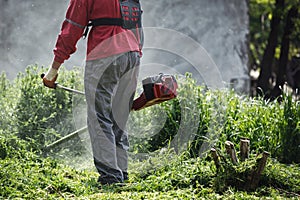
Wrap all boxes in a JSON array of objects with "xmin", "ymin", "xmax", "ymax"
[{"xmin": 53, "ymin": 0, "xmax": 141, "ymax": 63}]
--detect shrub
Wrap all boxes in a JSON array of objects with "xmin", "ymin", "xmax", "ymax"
[
  {"xmin": 0, "ymin": 65, "xmax": 85, "ymax": 153},
  {"xmin": 129, "ymin": 73, "xmax": 300, "ymax": 164}
]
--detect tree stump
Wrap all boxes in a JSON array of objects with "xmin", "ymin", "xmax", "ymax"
[
  {"xmin": 225, "ymin": 141, "xmax": 238, "ymax": 164},
  {"xmin": 211, "ymin": 148, "xmax": 220, "ymax": 169},
  {"xmin": 211, "ymin": 140, "xmax": 270, "ymax": 191},
  {"xmin": 246, "ymin": 151, "xmax": 270, "ymax": 190},
  {"xmin": 240, "ymin": 139, "xmax": 250, "ymax": 161}
]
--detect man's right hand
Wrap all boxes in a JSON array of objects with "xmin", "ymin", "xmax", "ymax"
[{"xmin": 42, "ymin": 68, "xmax": 58, "ymax": 89}]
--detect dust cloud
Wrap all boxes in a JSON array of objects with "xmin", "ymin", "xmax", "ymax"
[
  {"xmin": 0, "ymin": 0, "xmax": 85, "ymax": 80},
  {"xmin": 0, "ymin": 0, "xmax": 249, "ymax": 90},
  {"xmin": 0, "ymin": 0, "xmax": 250, "ymax": 169}
]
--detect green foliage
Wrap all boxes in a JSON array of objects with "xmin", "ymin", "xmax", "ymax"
[
  {"xmin": 1, "ymin": 141, "xmax": 299, "ymax": 199},
  {"xmin": 277, "ymin": 94, "xmax": 300, "ymax": 163},
  {"xmin": 128, "ymin": 73, "xmax": 300, "ymax": 164},
  {"xmin": 211, "ymin": 147, "xmax": 265, "ymax": 192},
  {"xmin": 1, "ymin": 66, "xmax": 300, "ymax": 199},
  {"xmin": 0, "ymin": 151, "xmax": 99, "ymax": 199},
  {"xmin": 0, "ymin": 73, "xmax": 18, "ymax": 133},
  {"xmin": 0, "ymin": 64, "xmax": 86, "ymax": 155},
  {"xmin": 249, "ymin": 0, "xmax": 300, "ymax": 91},
  {"xmin": 249, "ymin": 0, "xmax": 276, "ymax": 66},
  {"xmin": 128, "ymin": 74, "xmax": 210, "ymax": 155},
  {"xmin": 0, "ymin": 72, "xmax": 9, "ymax": 96},
  {"xmin": 147, "ymin": 98, "xmax": 181, "ymax": 152},
  {"xmin": 122, "ymin": 151, "xmax": 300, "ymax": 199},
  {"xmin": 251, "ymin": 0, "xmax": 300, "ymax": 59},
  {"xmin": 262, "ymin": 160, "xmax": 300, "ymax": 195},
  {"xmin": 218, "ymin": 95, "xmax": 282, "ymax": 155},
  {"xmin": 13, "ymin": 65, "xmax": 84, "ymax": 151}
]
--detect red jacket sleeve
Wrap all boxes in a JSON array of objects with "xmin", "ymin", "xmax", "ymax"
[{"xmin": 53, "ymin": 0, "xmax": 89, "ymax": 63}]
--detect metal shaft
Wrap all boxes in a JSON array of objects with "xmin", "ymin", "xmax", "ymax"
[
  {"xmin": 41, "ymin": 73, "xmax": 85, "ymax": 95},
  {"xmin": 44, "ymin": 126, "xmax": 88, "ymax": 151},
  {"xmin": 56, "ymin": 84, "xmax": 85, "ymax": 95}
]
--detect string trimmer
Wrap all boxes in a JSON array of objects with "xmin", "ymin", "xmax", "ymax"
[{"xmin": 41, "ymin": 73, "xmax": 178, "ymax": 151}]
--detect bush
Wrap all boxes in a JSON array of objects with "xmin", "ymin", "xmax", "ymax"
[
  {"xmin": 129, "ymin": 73, "xmax": 300, "ymax": 164},
  {"xmin": 0, "ymin": 65, "xmax": 85, "ymax": 152}
]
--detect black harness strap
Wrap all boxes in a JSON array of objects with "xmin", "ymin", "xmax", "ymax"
[
  {"xmin": 90, "ymin": 18, "xmax": 123, "ymax": 26},
  {"xmin": 83, "ymin": 0, "xmax": 142, "ymax": 39},
  {"xmin": 83, "ymin": 18, "xmax": 123, "ymax": 38},
  {"xmin": 82, "ymin": 0, "xmax": 143, "ymax": 55}
]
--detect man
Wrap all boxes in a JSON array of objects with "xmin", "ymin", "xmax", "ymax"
[{"xmin": 43, "ymin": 0, "xmax": 143, "ymax": 185}]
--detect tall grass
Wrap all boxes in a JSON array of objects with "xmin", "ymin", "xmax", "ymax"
[
  {"xmin": 278, "ymin": 94, "xmax": 300, "ymax": 163},
  {"xmin": 128, "ymin": 73, "xmax": 299, "ymax": 164},
  {"xmin": 0, "ymin": 65, "xmax": 299, "ymax": 199}
]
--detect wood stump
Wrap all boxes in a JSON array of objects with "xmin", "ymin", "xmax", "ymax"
[
  {"xmin": 240, "ymin": 139, "xmax": 250, "ymax": 161},
  {"xmin": 225, "ymin": 141, "xmax": 238, "ymax": 164},
  {"xmin": 211, "ymin": 139, "xmax": 270, "ymax": 191}
]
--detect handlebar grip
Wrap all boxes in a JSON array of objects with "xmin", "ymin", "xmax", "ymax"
[{"xmin": 40, "ymin": 73, "xmax": 58, "ymax": 89}]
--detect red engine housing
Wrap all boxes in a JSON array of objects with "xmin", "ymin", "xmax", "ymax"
[{"xmin": 132, "ymin": 74, "xmax": 178, "ymax": 111}]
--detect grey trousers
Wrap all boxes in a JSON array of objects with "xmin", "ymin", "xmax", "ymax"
[{"xmin": 84, "ymin": 52, "xmax": 140, "ymax": 184}]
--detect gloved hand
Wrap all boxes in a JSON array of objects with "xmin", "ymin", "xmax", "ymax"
[{"xmin": 42, "ymin": 67, "xmax": 58, "ymax": 89}]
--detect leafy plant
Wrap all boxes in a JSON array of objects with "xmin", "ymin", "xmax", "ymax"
[
  {"xmin": 1, "ymin": 65, "xmax": 300, "ymax": 199},
  {"xmin": 13, "ymin": 65, "xmax": 85, "ymax": 151}
]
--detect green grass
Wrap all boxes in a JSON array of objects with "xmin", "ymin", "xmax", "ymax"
[
  {"xmin": 0, "ymin": 147, "xmax": 299, "ymax": 199},
  {"xmin": 0, "ymin": 65, "xmax": 299, "ymax": 199}
]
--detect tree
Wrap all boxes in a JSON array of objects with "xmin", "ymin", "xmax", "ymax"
[
  {"xmin": 256, "ymin": 0, "xmax": 284, "ymax": 98},
  {"xmin": 250, "ymin": 0, "xmax": 300, "ymax": 99},
  {"xmin": 271, "ymin": 5, "xmax": 299, "ymax": 100}
]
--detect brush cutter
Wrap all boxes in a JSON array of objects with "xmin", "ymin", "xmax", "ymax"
[
  {"xmin": 131, "ymin": 73, "xmax": 178, "ymax": 110},
  {"xmin": 41, "ymin": 73, "xmax": 178, "ymax": 110},
  {"xmin": 43, "ymin": 126, "xmax": 88, "ymax": 151},
  {"xmin": 54, "ymin": 84, "xmax": 85, "ymax": 95},
  {"xmin": 41, "ymin": 73, "xmax": 178, "ymax": 151}
]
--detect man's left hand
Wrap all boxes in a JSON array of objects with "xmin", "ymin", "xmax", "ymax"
[{"xmin": 42, "ymin": 68, "xmax": 58, "ymax": 89}]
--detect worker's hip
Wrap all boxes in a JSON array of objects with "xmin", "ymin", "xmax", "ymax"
[{"xmin": 84, "ymin": 51, "xmax": 140, "ymax": 133}]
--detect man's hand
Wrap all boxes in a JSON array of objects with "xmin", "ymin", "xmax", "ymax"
[{"xmin": 42, "ymin": 67, "xmax": 58, "ymax": 89}]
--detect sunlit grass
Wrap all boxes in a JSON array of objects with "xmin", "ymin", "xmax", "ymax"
[{"xmin": 0, "ymin": 65, "xmax": 299, "ymax": 199}]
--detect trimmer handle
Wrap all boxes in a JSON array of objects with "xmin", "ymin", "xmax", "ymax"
[
  {"xmin": 41, "ymin": 73, "xmax": 58, "ymax": 89},
  {"xmin": 41, "ymin": 73, "xmax": 85, "ymax": 95}
]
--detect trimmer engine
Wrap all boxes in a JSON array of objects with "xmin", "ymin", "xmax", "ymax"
[{"xmin": 132, "ymin": 73, "xmax": 178, "ymax": 111}]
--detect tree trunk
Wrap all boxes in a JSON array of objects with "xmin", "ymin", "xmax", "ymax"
[
  {"xmin": 271, "ymin": 6, "xmax": 299, "ymax": 100},
  {"xmin": 256, "ymin": 0, "xmax": 284, "ymax": 97}
]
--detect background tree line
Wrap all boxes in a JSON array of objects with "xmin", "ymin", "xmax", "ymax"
[{"xmin": 250, "ymin": 0, "xmax": 300, "ymax": 99}]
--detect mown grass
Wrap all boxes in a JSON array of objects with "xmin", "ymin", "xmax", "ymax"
[
  {"xmin": 1, "ymin": 146, "xmax": 299, "ymax": 199},
  {"xmin": 0, "ymin": 65, "xmax": 299, "ymax": 199}
]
